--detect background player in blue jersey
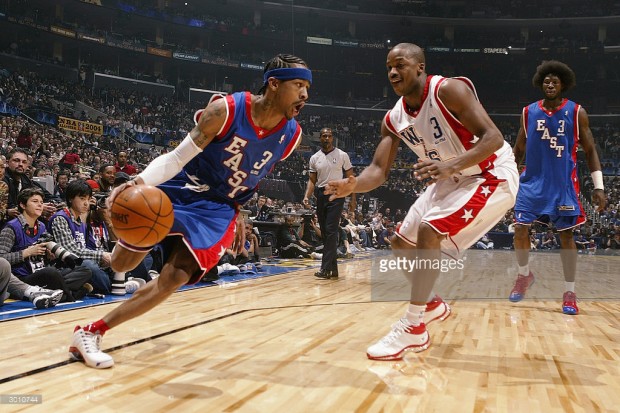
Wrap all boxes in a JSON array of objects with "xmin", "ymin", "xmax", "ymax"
[
  {"xmin": 69, "ymin": 54, "xmax": 311, "ymax": 368},
  {"xmin": 509, "ymin": 60, "xmax": 606, "ymax": 314}
]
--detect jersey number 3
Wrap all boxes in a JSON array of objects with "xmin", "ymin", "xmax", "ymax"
[
  {"xmin": 537, "ymin": 120, "xmax": 565, "ymax": 157},
  {"xmin": 224, "ymin": 136, "xmax": 273, "ymax": 198}
]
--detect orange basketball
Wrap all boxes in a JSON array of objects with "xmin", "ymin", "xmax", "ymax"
[{"xmin": 110, "ymin": 185, "xmax": 174, "ymax": 247}]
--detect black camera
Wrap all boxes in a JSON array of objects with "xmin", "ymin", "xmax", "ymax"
[
  {"xmin": 35, "ymin": 234, "xmax": 83, "ymax": 269},
  {"xmin": 92, "ymin": 193, "xmax": 108, "ymax": 210}
]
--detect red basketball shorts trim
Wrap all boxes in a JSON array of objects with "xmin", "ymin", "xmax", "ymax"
[{"xmin": 396, "ymin": 167, "xmax": 518, "ymax": 258}]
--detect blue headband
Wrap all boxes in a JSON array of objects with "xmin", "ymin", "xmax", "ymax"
[{"xmin": 263, "ymin": 67, "xmax": 312, "ymax": 85}]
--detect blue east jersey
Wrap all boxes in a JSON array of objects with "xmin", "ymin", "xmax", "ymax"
[
  {"xmin": 515, "ymin": 98, "xmax": 581, "ymax": 216},
  {"xmin": 153, "ymin": 91, "xmax": 302, "ymax": 278},
  {"xmin": 164, "ymin": 91, "xmax": 302, "ymax": 206}
]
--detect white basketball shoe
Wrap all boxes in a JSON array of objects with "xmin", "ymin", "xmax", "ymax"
[{"xmin": 69, "ymin": 326, "xmax": 114, "ymax": 369}]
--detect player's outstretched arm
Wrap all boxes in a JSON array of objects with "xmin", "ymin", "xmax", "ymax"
[
  {"xmin": 107, "ymin": 99, "xmax": 228, "ymax": 208},
  {"xmin": 578, "ymin": 106, "xmax": 606, "ymax": 211},
  {"xmin": 325, "ymin": 121, "xmax": 399, "ymax": 200}
]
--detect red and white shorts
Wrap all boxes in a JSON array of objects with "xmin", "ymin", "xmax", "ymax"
[{"xmin": 396, "ymin": 164, "xmax": 518, "ymax": 258}]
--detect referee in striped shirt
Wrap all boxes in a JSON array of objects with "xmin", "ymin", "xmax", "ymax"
[{"xmin": 303, "ymin": 128, "xmax": 355, "ymax": 279}]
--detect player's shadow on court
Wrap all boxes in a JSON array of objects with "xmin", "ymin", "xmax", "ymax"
[
  {"xmin": 151, "ymin": 382, "xmax": 223, "ymax": 400},
  {"xmin": 126, "ymin": 348, "xmax": 606, "ymax": 392},
  {"xmin": 421, "ymin": 347, "xmax": 606, "ymax": 387}
]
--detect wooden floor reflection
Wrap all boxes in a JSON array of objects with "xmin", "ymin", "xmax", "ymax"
[{"xmin": 0, "ymin": 250, "xmax": 619, "ymax": 412}]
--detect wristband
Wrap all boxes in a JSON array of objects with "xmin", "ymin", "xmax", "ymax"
[{"xmin": 591, "ymin": 170, "xmax": 604, "ymax": 190}]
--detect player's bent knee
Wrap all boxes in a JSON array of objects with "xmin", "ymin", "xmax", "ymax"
[
  {"xmin": 392, "ymin": 235, "xmax": 415, "ymax": 250},
  {"xmin": 157, "ymin": 268, "xmax": 192, "ymax": 291}
]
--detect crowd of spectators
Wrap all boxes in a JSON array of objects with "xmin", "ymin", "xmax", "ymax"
[
  {"xmin": 1, "ymin": 62, "xmax": 619, "ymax": 262},
  {"xmin": 2, "ymin": 0, "xmax": 619, "ymax": 101}
]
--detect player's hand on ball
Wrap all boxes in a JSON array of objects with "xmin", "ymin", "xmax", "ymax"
[
  {"xmin": 106, "ymin": 177, "xmax": 141, "ymax": 210},
  {"xmin": 110, "ymin": 185, "xmax": 174, "ymax": 247}
]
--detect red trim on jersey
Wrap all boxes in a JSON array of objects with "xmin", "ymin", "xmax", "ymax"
[
  {"xmin": 478, "ymin": 154, "xmax": 497, "ymax": 172},
  {"xmin": 281, "ymin": 123, "xmax": 302, "ymax": 160},
  {"xmin": 434, "ymin": 77, "xmax": 496, "ymax": 171},
  {"xmin": 426, "ymin": 172, "xmax": 504, "ymax": 236},
  {"xmin": 573, "ymin": 103, "xmax": 581, "ymax": 145},
  {"xmin": 434, "ymin": 77, "xmax": 475, "ymax": 151},
  {"xmin": 384, "ymin": 110, "xmax": 399, "ymax": 136},
  {"xmin": 537, "ymin": 98, "xmax": 569, "ymax": 116},
  {"xmin": 452, "ymin": 77, "xmax": 478, "ymax": 98},
  {"xmin": 244, "ymin": 92, "xmax": 287, "ymax": 139},
  {"xmin": 522, "ymin": 106, "xmax": 529, "ymax": 138},
  {"xmin": 570, "ymin": 104, "xmax": 581, "ymax": 201},
  {"xmin": 402, "ymin": 75, "xmax": 433, "ymax": 117},
  {"xmin": 186, "ymin": 211, "xmax": 239, "ymax": 284},
  {"xmin": 521, "ymin": 105, "xmax": 529, "ymax": 176},
  {"xmin": 215, "ymin": 94, "xmax": 236, "ymax": 140}
]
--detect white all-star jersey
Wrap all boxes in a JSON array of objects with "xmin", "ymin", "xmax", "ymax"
[
  {"xmin": 384, "ymin": 74, "xmax": 513, "ymax": 176},
  {"xmin": 384, "ymin": 75, "xmax": 519, "ymax": 256}
]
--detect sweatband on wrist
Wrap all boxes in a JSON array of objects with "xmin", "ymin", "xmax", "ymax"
[
  {"xmin": 138, "ymin": 133, "xmax": 202, "ymax": 186},
  {"xmin": 263, "ymin": 67, "xmax": 313, "ymax": 85},
  {"xmin": 591, "ymin": 170, "xmax": 604, "ymax": 190}
]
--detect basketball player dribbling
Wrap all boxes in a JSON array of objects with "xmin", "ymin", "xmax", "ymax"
[
  {"xmin": 325, "ymin": 43, "xmax": 519, "ymax": 360},
  {"xmin": 508, "ymin": 60, "xmax": 606, "ymax": 314},
  {"xmin": 69, "ymin": 54, "xmax": 312, "ymax": 368}
]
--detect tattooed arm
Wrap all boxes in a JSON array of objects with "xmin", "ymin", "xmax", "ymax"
[{"xmin": 107, "ymin": 98, "xmax": 228, "ymax": 204}]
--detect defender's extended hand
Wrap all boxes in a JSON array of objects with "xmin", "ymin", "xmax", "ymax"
[{"xmin": 325, "ymin": 176, "xmax": 357, "ymax": 201}]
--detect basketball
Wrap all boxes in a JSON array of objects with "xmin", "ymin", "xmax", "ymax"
[{"xmin": 110, "ymin": 185, "xmax": 174, "ymax": 247}]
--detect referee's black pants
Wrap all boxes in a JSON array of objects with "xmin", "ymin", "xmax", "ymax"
[{"xmin": 315, "ymin": 187, "xmax": 344, "ymax": 274}]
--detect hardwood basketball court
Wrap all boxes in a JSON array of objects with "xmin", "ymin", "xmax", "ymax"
[{"xmin": 0, "ymin": 250, "xmax": 618, "ymax": 412}]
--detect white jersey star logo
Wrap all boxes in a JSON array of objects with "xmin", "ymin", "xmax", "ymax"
[
  {"xmin": 218, "ymin": 245, "xmax": 226, "ymax": 257},
  {"xmin": 461, "ymin": 209, "xmax": 474, "ymax": 222},
  {"xmin": 470, "ymin": 135, "xmax": 480, "ymax": 144},
  {"xmin": 258, "ymin": 129, "xmax": 265, "ymax": 136},
  {"xmin": 480, "ymin": 186, "xmax": 492, "ymax": 197}
]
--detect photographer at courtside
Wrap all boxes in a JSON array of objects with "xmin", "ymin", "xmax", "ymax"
[
  {"xmin": 0, "ymin": 187, "xmax": 92, "ymax": 301},
  {"xmin": 49, "ymin": 180, "xmax": 113, "ymax": 295}
]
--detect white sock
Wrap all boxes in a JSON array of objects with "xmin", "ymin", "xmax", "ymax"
[
  {"xmin": 565, "ymin": 282, "xmax": 575, "ymax": 293},
  {"xmin": 405, "ymin": 304, "xmax": 426, "ymax": 326},
  {"xmin": 517, "ymin": 264, "xmax": 529, "ymax": 276},
  {"xmin": 113, "ymin": 272, "xmax": 126, "ymax": 282}
]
